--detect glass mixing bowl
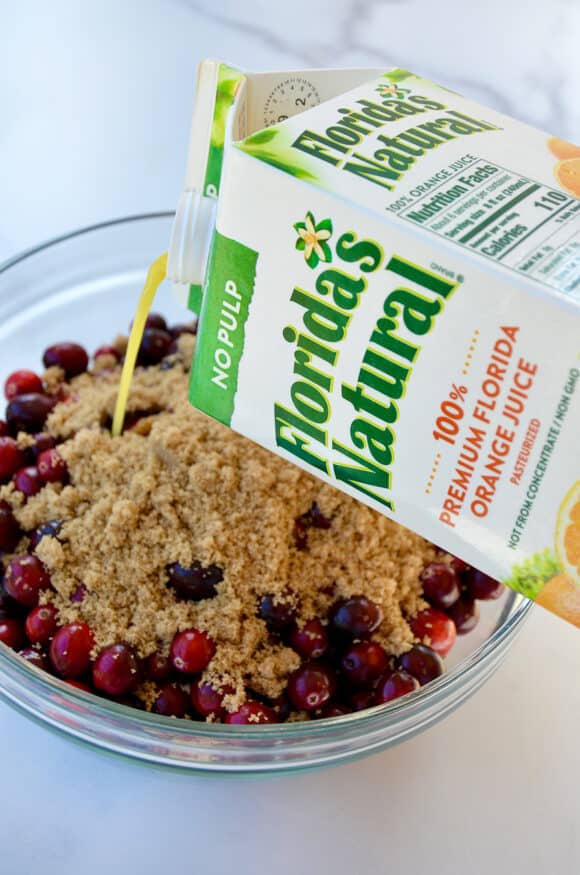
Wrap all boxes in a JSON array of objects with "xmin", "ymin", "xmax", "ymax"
[{"xmin": 0, "ymin": 214, "xmax": 532, "ymax": 774}]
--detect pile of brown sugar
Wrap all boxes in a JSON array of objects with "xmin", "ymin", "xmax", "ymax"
[{"xmin": 1, "ymin": 335, "xmax": 435, "ymax": 711}]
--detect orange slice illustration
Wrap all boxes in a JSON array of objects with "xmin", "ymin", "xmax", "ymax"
[
  {"xmin": 555, "ymin": 158, "xmax": 580, "ymax": 198},
  {"xmin": 547, "ymin": 136, "xmax": 580, "ymax": 160}
]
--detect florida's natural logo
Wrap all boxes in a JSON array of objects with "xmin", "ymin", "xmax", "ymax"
[
  {"xmin": 294, "ymin": 211, "xmax": 333, "ymax": 268},
  {"xmin": 375, "ymin": 83, "xmax": 410, "ymax": 100}
]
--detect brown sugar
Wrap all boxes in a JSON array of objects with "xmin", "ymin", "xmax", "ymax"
[{"xmin": 1, "ymin": 335, "xmax": 435, "ymax": 713}]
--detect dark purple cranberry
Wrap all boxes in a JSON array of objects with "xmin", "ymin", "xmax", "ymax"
[
  {"xmin": 269, "ymin": 692, "xmax": 292, "ymax": 722},
  {"xmin": 43, "ymin": 342, "xmax": 89, "ymax": 378},
  {"xmin": 170, "ymin": 628, "xmax": 216, "ymax": 674},
  {"xmin": 138, "ymin": 329, "xmax": 173, "ymax": 365},
  {"xmin": 6, "ymin": 393, "xmax": 56, "ymax": 434},
  {"xmin": 329, "ymin": 596, "xmax": 382, "ymax": 639},
  {"xmin": 92, "ymin": 643, "xmax": 140, "ymax": 695},
  {"xmin": 258, "ymin": 593, "xmax": 297, "ymax": 633},
  {"xmin": 0, "ymin": 437, "xmax": 27, "ymax": 480},
  {"xmin": 420, "ymin": 562, "xmax": 461, "ymax": 610},
  {"xmin": 0, "ymin": 420, "xmax": 7, "ymax": 436},
  {"xmin": 288, "ymin": 618, "xmax": 329, "ymax": 659},
  {"xmin": 341, "ymin": 641, "xmax": 389, "ymax": 687},
  {"xmin": 310, "ymin": 502, "xmax": 332, "ymax": 529},
  {"xmin": 397, "ymin": 644, "xmax": 444, "ymax": 686},
  {"xmin": 449, "ymin": 555, "xmax": 470, "ymax": 574},
  {"xmin": 29, "ymin": 520, "xmax": 62, "ymax": 551},
  {"xmin": 319, "ymin": 703, "xmax": 352, "ymax": 718},
  {"xmin": 350, "ymin": 689, "xmax": 376, "ymax": 712},
  {"xmin": 0, "ymin": 617, "xmax": 26, "ymax": 649},
  {"xmin": 224, "ymin": 701, "xmax": 279, "ymax": 724},
  {"xmin": 25, "ymin": 603, "xmax": 59, "ymax": 645},
  {"xmin": 447, "ymin": 596, "xmax": 480, "ymax": 634},
  {"xmin": 37, "ymin": 448, "xmax": 68, "ymax": 484},
  {"xmin": 18, "ymin": 647, "xmax": 50, "ymax": 671},
  {"xmin": 170, "ymin": 321, "xmax": 197, "ymax": 339},
  {"xmin": 153, "ymin": 682, "xmax": 190, "ymax": 717},
  {"xmin": 4, "ymin": 370, "xmax": 43, "ymax": 400},
  {"xmin": 143, "ymin": 650, "xmax": 173, "ymax": 682},
  {"xmin": 13, "ymin": 466, "xmax": 43, "ymax": 497},
  {"xmin": 287, "ymin": 662, "xmax": 337, "ymax": 711},
  {"xmin": 410, "ymin": 608, "xmax": 456, "ymax": 657},
  {"xmin": 49, "ymin": 623, "xmax": 94, "ymax": 678},
  {"xmin": 375, "ymin": 670, "xmax": 419, "ymax": 704},
  {"xmin": 0, "ymin": 500, "xmax": 22, "ymax": 551},
  {"xmin": 30, "ymin": 433, "xmax": 57, "ymax": 460},
  {"xmin": 70, "ymin": 583, "xmax": 87, "ymax": 603},
  {"xmin": 465, "ymin": 569, "xmax": 505, "ymax": 600},
  {"xmin": 133, "ymin": 313, "xmax": 167, "ymax": 332},
  {"xmin": 166, "ymin": 561, "xmax": 223, "ymax": 602},
  {"xmin": 4, "ymin": 555, "xmax": 51, "ymax": 607},
  {"xmin": 190, "ymin": 679, "xmax": 230, "ymax": 718}
]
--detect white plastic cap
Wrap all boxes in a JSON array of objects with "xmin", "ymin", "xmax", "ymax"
[{"xmin": 167, "ymin": 188, "xmax": 217, "ymax": 286}]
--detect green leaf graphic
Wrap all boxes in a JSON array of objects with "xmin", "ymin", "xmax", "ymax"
[{"xmin": 504, "ymin": 548, "xmax": 561, "ymax": 600}]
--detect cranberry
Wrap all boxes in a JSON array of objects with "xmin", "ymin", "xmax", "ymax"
[
  {"xmin": 92, "ymin": 643, "xmax": 140, "ymax": 695},
  {"xmin": 350, "ymin": 689, "xmax": 376, "ymax": 711},
  {"xmin": 4, "ymin": 370, "xmax": 43, "ymax": 401},
  {"xmin": 288, "ymin": 618, "xmax": 329, "ymax": 659},
  {"xmin": 6, "ymin": 393, "xmax": 55, "ymax": 434},
  {"xmin": 397, "ymin": 644, "xmax": 444, "ymax": 686},
  {"xmin": 37, "ymin": 448, "xmax": 68, "ymax": 484},
  {"xmin": 13, "ymin": 466, "xmax": 43, "ymax": 497},
  {"xmin": 447, "ymin": 596, "xmax": 480, "ymax": 634},
  {"xmin": 0, "ymin": 500, "xmax": 22, "ymax": 551},
  {"xmin": 4, "ymin": 555, "xmax": 51, "ymax": 607},
  {"xmin": 0, "ymin": 420, "xmax": 6, "ymax": 436},
  {"xmin": 143, "ymin": 651, "xmax": 173, "ymax": 682},
  {"xmin": 410, "ymin": 608, "xmax": 457, "ymax": 657},
  {"xmin": 30, "ymin": 519, "xmax": 62, "ymax": 551},
  {"xmin": 170, "ymin": 321, "xmax": 197, "ymax": 339},
  {"xmin": 420, "ymin": 562, "xmax": 461, "ymax": 610},
  {"xmin": 224, "ymin": 700, "xmax": 278, "ymax": 724},
  {"xmin": 0, "ymin": 617, "xmax": 26, "ymax": 649},
  {"xmin": 258, "ymin": 593, "xmax": 297, "ymax": 633},
  {"xmin": 132, "ymin": 313, "xmax": 168, "ymax": 332},
  {"xmin": 329, "ymin": 596, "xmax": 382, "ymax": 639},
  {"xmin": 93, "ymin": 344, "xmax": 121, "ymax": 362},
  {"xmin": 170, "ymin": 628, "xmax": 216, "ymax": 674},
  {"xmin": 287, "ymin": 662, "xmax": 337, "ymax": 711},
  {"xmin": 43, "ymin": 342, "xmax": 89, "ymax": 378},
  {"xmin": 49, "ymin": 622, "xmax": 94, "ymax": 678},
  {"xmin": 70, "ymin": 583, "xmax": 87, "ymax": 603},
  {"xmin": 166, "ymin": 561, "xmax": 223, "ymax": 602},
  {"xmin": 269, "ymin": 692, "xmax": 292, "ymax": 722},
  {"xmin": 320, "ymin": 703, "xmax": 352, "ymax": 718},
  {"xmin": 0, "ymin": 437, "xmax": 26, "ymax": 480},
  {"xmin": 375, "ymin": 670, "xmax": 419, "ymax": 704},
  {"xmin": 19, "ymin": 647, "xmax": 50, "ymax": 671},
  {"xmin": 190, "ymin": 679, "xmax": 229, "ymax": 718},
  {"xmin": 465, "ymin": 569, "xmax": 505, "ymax": 600},
  {"xmin": 310, "ymin": 502, "xmax": 332, "ymax": 529},
  {"xmin": 66, "ymin": 680, "xmax": 93, "ymax": 692},
  {"xmin": 138, "ymin": 329, "xmax": 173, "ymax": 365},
  {"xmin": 25, "ymin": 604, "xmax": 59, "ymax": 645},
  {"xmin": 341, "ymin": 641, "xmax": 389, "ymax": 687},
  {"xmin": 449, "ymin": 555, "xmax": 470, "ymax": 574},
  {"xmin": 30, "ymin": 433, "xmax": 57, "ymax": 460},
  {"xmin": 153, "ymin": 682, "xmax": 190, "ymax": 717}
]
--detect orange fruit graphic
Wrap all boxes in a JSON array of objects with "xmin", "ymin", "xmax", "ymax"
[
  {"xmin": 555, "ymin": 481, "xmax": 580, "ymax": 583},
  {"xmin": 536, "ymin": 573, "xmax": 580, "ymax": 629},
  {"xmin": 547, "ymin": 136, "xmax": 580, "ymax": 160},
  {"xmin": 555, "ymin": 158, "xmax": 580, "ymax": 198}
]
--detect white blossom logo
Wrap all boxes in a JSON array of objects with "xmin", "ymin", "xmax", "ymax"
[{"xmin": 294, "ymin": 211, "xmax": 333, "ymax": 269}]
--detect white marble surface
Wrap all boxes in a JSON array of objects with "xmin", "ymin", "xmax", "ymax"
[{"xmin": 1, "ymin": 2, "xmax": 579, "ymax": 873}]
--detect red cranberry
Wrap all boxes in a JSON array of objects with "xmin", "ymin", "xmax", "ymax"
[
  {"xmin": 25, "ymin": 604, "xmax": 59, "ymax": 644},
  {"xmin": 49, "ymin": 622, "xmax": 94, "ymax": 678},
  {"xmin": 288, "ymin": 618, "xmax": 329, "ymax": 659},
  {"xmin": 375, "ymin": 670, "xmax": 419, "ymax": 704},
  {"xmin": 166, "ymin": 561, "xmax": 223, "ymax": 602},
  {"xmin": 30, "ymin": 433, "xmax": 57, "ymax": 460},
  {"xmin": 0, "ymin": 617, "xmax": 26, "ymax": 649},
  {"xmin": 329, "ymin": 596, "xmax": 382, "ymax": 639},
  {"xmin": 70, "ymin": 583, "xmax": 87, "ymax": 603},
  {"xmin": 143, "ymin": 651, "xmax": 173, "ymax": 682},
  {"xmin": 447, "ymin": 596, "xmax": 480, "ymax": 634},
  {"xmin": 258, "ymin": 593, "xmax": 297, "ymax": 633},
  {"xmin": 170, "ymin": 321, "xmax": 197, "ymax": 339},
  {"xmin": 138, "ymin": 329, "xmax": 173, "ymax": 365},
  {"xmin": 6, "ymin": 393, "xmax": 55, "ymax": 434},
  {"xmin": 4, "ymin": 555, "xmax": 51, "ymax": 607},
  {"xmin": 0, "ymin": 500, "xmax": 22, "ymax": 551},
  {"xmin": 224, "ymin": 700, "xmax": 278, "ymax": 724},
  {"xmin": 465, "ymin": 569, "xmax": 504, "ymax": 600},
  {"xmin": 410, "ymin": 608, "xmax": 457, "ymax": 657},
  {"xmin": 66, "ymin": 680, "xmax": 93, "ymax": 692},
  {"xmin": 287, "ymin": 662, "xmax": 337, "ymax": 711},
  {"xmin": 43, "ymin": 342, "xmax": 89, "ymax": 378},
  {"xmin": 0, "ymin": 437, "xmax": 26, "ymax": 480},
  {"xmin": 30, "ymin": 519, "xmax": 62, "ymax": 551},
  {"xmin": 93, "ymin": 344, "xmax": 121, "ymax": 362},
  {"xmin": 18, "ymin": 647, "xmax": 50, "ymax": 671},
  {"xmin": 0, "ymin": 420, "xmax": 6, "ymax": 436},
  {"xmin": 13, "ymin": 466, "xmax": 43, "ymax": 497},
  {"xmin": 449, "ymin": 555, "xmax": 470, "ymax": 574},
  {"xmin": 4, "ymin": 370, "xmax": 43, "ymax": 400},
  {"xmin": 420, "ymin": 562, "xmax": 461, "ymax": 610},
  {"xmin": 153, "ymin": 682, "xmax": 190, "ymax": 717},
  {"xmin": 397, "ymin": 644, "xmax": 444, "ymax": 686},
  {"xmin": 190, "ymin": 679, "xmax": 230, "ymax": 718},
  {"xmin": 37, "ymin": 448, "xmax": 68, "ymax": 484},
  {"xmin": 92, "ymin": 643, "xmax": 140, "ymax": 695},
  {"xmin": 170, "ymin": 628, "xmax": 216, "ymax": 674},
  {"xmin": 350, "ymin": 689, "xmax": 376, "ymax": 712},
  {"xmin": 320, "ymin": 703, "xmax": 352, "ymax": 718},
  {"xmin": 341, "ymin": 641, "xmax": 389, "ymax": 687}
]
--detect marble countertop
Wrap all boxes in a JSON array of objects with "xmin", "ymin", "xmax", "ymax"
[{"xmin": 1, "ymin": 2, "xmax": 579, "ymax": 873}]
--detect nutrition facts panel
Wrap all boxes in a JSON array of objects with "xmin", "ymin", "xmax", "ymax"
[{"xmin": 393, "ymin": 156, "xmax": 580, "ymax": 299}]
